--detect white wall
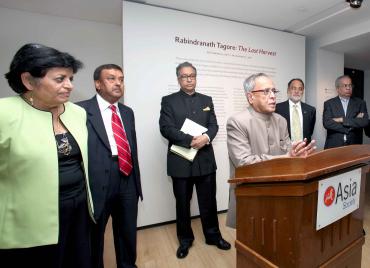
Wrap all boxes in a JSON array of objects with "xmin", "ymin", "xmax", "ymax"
[
  {"xmin": 306, "ymin": 42, "xmax": 344, "ymax": 149},
  {"xmin": 0, "ymin": 7, "xmax": 122, "ymax": 101},
  {"xmin": 123, "ymin": 2, "xmax": 305, "ymax": 227}
]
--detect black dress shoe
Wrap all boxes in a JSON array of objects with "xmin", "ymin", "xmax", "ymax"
[
  {"xmin": 176, "ymin": 244, "xmax": 191, "ymax": 259},
  {"xmin": 206, "ymin": 238, "xmax": 231, "ymax": 250}
]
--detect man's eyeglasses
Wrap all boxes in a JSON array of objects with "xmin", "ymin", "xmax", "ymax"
[
  {"xmin": 179, "ymin": 74, "xmax": 196, "ymax": 81},
  {"xmin": 290, "ymin": 87, "xmax": 304, "ymax": 91},
  {"xmin": 251, "ymin": 88, "xmax": 279, "ymax": 95},
  {"xmin": 339, "ymin": 84, "xmax": 354, "ymax": 89}
]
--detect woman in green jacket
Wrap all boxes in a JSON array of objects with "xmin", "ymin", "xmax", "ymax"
[{"xmin": 0, "ymin": 43, "xmax": 94, "ymax": 268}]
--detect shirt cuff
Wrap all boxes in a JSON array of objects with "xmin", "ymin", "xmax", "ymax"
[{"xmin": 203, "ymin": 133, "xmax": 210, "ymax": 144}]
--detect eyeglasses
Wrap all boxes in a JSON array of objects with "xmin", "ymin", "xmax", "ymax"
[
  {"xmin": 339, "ymin": 84, "xmax": 354, "ymax": 89},
  {"xmin": 251, "ymin": 88, "xmax": 279, "ymax": 95},
  {"xmin": 290, "ymin": 87, "xmax": 304, "ymax": 91},
  {"xmin": 178, "ymin": 74, "xmax": 196, "ymax": 81}
]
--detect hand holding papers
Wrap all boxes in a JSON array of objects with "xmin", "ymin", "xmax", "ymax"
[
  {"xmin": 179, "ymin": 118, "xmax": 208, "ymax": 136},
  {"xmin": 170, "ymin": 118, "xmax": 208, "ymax": 161},
  {"xmin": 170, "ymin": 145, "xmax": 198, "ymax": 162}
]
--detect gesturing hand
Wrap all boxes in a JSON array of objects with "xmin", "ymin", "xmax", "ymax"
[{"xmin": 289, "ymin": 138, "xmax": 316, "ymax": 157}]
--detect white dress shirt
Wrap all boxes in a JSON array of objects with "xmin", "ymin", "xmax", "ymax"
[
  {"xmin": 96, "ymin": 94, "xmax": 125, "ymax": 156},
  {"xmin": 339, "ymin": 96, "xmax": 349, "ymax": 116}
]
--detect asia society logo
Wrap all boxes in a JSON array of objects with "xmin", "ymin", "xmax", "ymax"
[
  {"xmin": 324, "ymin": 186, "xmax": 335, "ymax": 206},
  {"xmin": 323, "ymin": 180, "xmax": 358, "ymax": 208}
]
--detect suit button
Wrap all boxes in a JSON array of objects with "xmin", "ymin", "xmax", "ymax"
[{"xmin": 193, "ymin": 111, "xmax": 196, "ymax": 114}]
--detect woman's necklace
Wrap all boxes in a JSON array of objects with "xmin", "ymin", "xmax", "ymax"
[
  {"xmin": 55, "ymin": 110, "xmax": 72, "ymax": 156},
  {"xmin": 57, "ymin": 133, "xmax": 72, "ymax": 156}
]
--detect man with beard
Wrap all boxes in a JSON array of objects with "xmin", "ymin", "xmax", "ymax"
[{"xmin": 275, "ymin": 78, "xmax": 316, "ymax": 143}]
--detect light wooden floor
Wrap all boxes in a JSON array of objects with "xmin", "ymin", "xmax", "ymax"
[{"xmin": 103, "ymin": 182, "xmax": 370, "ymax": 268}]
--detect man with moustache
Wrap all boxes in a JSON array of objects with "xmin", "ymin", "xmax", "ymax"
[
  {"xmin": 78, "ymin": 64, "xmax": 142, "ymax": 268},
  {"xmin": 226, "ymin": 73, "xmax": 315, "ymax": 227},
  {"xmin": 323, "ymin": 75, "xmax": 368, "ymax": 149},
  {"xmin": 275, "ymin": 78, "xmax": 316, "ymax": 143},
  {"xmin": 159, "ymin": 62, "xmax": 230, "ymax": 259}
]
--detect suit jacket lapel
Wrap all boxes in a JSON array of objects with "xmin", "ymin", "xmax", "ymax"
[
  {"xmin": 334, "ymin": 96, "xmax": 345, "ymax": 117},
  {"xmin": 346, "ymin": 98, "xmax": 355, "ymax": 118},
  {"xmin": 118, "ymin": 103, "xmax": 133, "ymax": 149},
  {"xmin": 301, "ymin": 103, "xmax": 309, "ymax": 132},
  {"xmin": 282, "ymin": 101, "xmax": 290, "ymax": 127},
  {"xmin": 87, "ymin": 96, "xmax": 111, "ymax": 151},
  {"xmin": 278, "ymin": 101, "xmax": 290, "ymax": 134}
]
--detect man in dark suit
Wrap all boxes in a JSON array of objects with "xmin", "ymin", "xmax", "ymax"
[
  {"xmin": 323, "ymin": 75, "xmax": 368, "ymax": 149},
  {"xmin": 78, "ymin": 64, "xmax": 142, "ymax": 268},
  {"xmin": 159, "ymin": 62, "xmax": 230, "ymax": 259},
  {"xmin": 275, "ymin": 78, "xmax": 316, "ymax": 143}
]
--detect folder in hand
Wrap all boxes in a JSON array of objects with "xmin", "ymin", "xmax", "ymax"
[
  {"xmin": 170, "ymin": 118, "xmax": 208, "ymax": 162},
  {"xmin": 170, "ymin": 145, "xmax": 198, "ymax": 162}
]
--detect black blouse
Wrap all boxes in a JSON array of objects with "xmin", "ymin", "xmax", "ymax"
[{"xmin": 55, "ymin": 132, "xmax": 85, "ymax": 200}]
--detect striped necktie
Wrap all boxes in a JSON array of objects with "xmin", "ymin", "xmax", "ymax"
[{"xmin": 110, "ymin": 105, "xmax": 133, "ymax": 176}]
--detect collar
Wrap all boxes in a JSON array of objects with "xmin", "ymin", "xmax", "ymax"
[
  {"xmin": 339, "ymin": 96, "xmax": 350, "ymax": 102},
  {"xmin": 248, "ymin": 106, "xmax": 273, "ymax": 121},
  {"xmin": 288, "ymin": 99, "xmax": 301, "ymax": 108},
  {"xmin": 96, "ymin": 93, "xmax": 118, "ymax": 112},
  {"xmin": 180, "ymin": 89, "xmax": 196, "ymax": 97}
]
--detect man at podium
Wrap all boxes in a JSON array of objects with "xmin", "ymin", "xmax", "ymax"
[{"xmin": 225, "ymin": 73, "xmax": 315, "ymax": 227}]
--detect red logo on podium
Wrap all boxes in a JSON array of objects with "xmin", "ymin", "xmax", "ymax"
[{"xmin": 324, "ymin": 186, "xmax": 335, "ymax": 206}]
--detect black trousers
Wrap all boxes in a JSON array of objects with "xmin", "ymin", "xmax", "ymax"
[
  {"xmin": 171, "ymin": 172, "xmax": 221, "ymax": 246},
  {"xmin": 58, "ymin": 189, "xmax": 92, "ymax": 268},
  {"xmin": 0, "ymin": 188, "xmax": 92, "ymax": 268},
  {"xmin": 91, "ymin": 159, "xmax": 138, "ymax": 268}
]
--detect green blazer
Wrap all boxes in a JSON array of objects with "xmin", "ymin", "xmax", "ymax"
[{"xmin": 0, "ymin": 96, "xmax": 94, "ymax": 249}]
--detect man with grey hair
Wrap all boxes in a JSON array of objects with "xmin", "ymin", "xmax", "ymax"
[
  {"xmin": 323, "ymin": 75, "xmax": 368, "ymax": 149},
  {"xmin": 226, "ymin": 73, "xmax": 315, "ymax": 227}
]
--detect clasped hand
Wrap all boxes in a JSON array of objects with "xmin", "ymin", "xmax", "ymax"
[
  {"xmin": 288, "ymin": 138, "xmax": 316, "ymax": 157},
  {"xmin": 190, "ymin": 135, "xmax": 208, "ymax": 150}
]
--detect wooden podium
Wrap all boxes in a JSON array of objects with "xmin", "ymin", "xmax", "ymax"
[{"xmin": 229, "ymin": 145, "xmax": 370, "ymax": 268}]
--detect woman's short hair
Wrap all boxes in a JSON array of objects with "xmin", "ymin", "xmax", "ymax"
[{"xmin": 5, "ymin": 43, "xmax": 83, "ymax": 94}]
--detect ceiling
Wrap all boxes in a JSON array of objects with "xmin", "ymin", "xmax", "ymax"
[{"xmin": 1, "ymin": 0, "xmax": 369, "ymax": 69}]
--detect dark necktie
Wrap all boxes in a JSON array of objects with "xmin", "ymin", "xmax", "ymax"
[{"xmin": 110, "ymin": 105, "xmax": 133, "ymax": 176}]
